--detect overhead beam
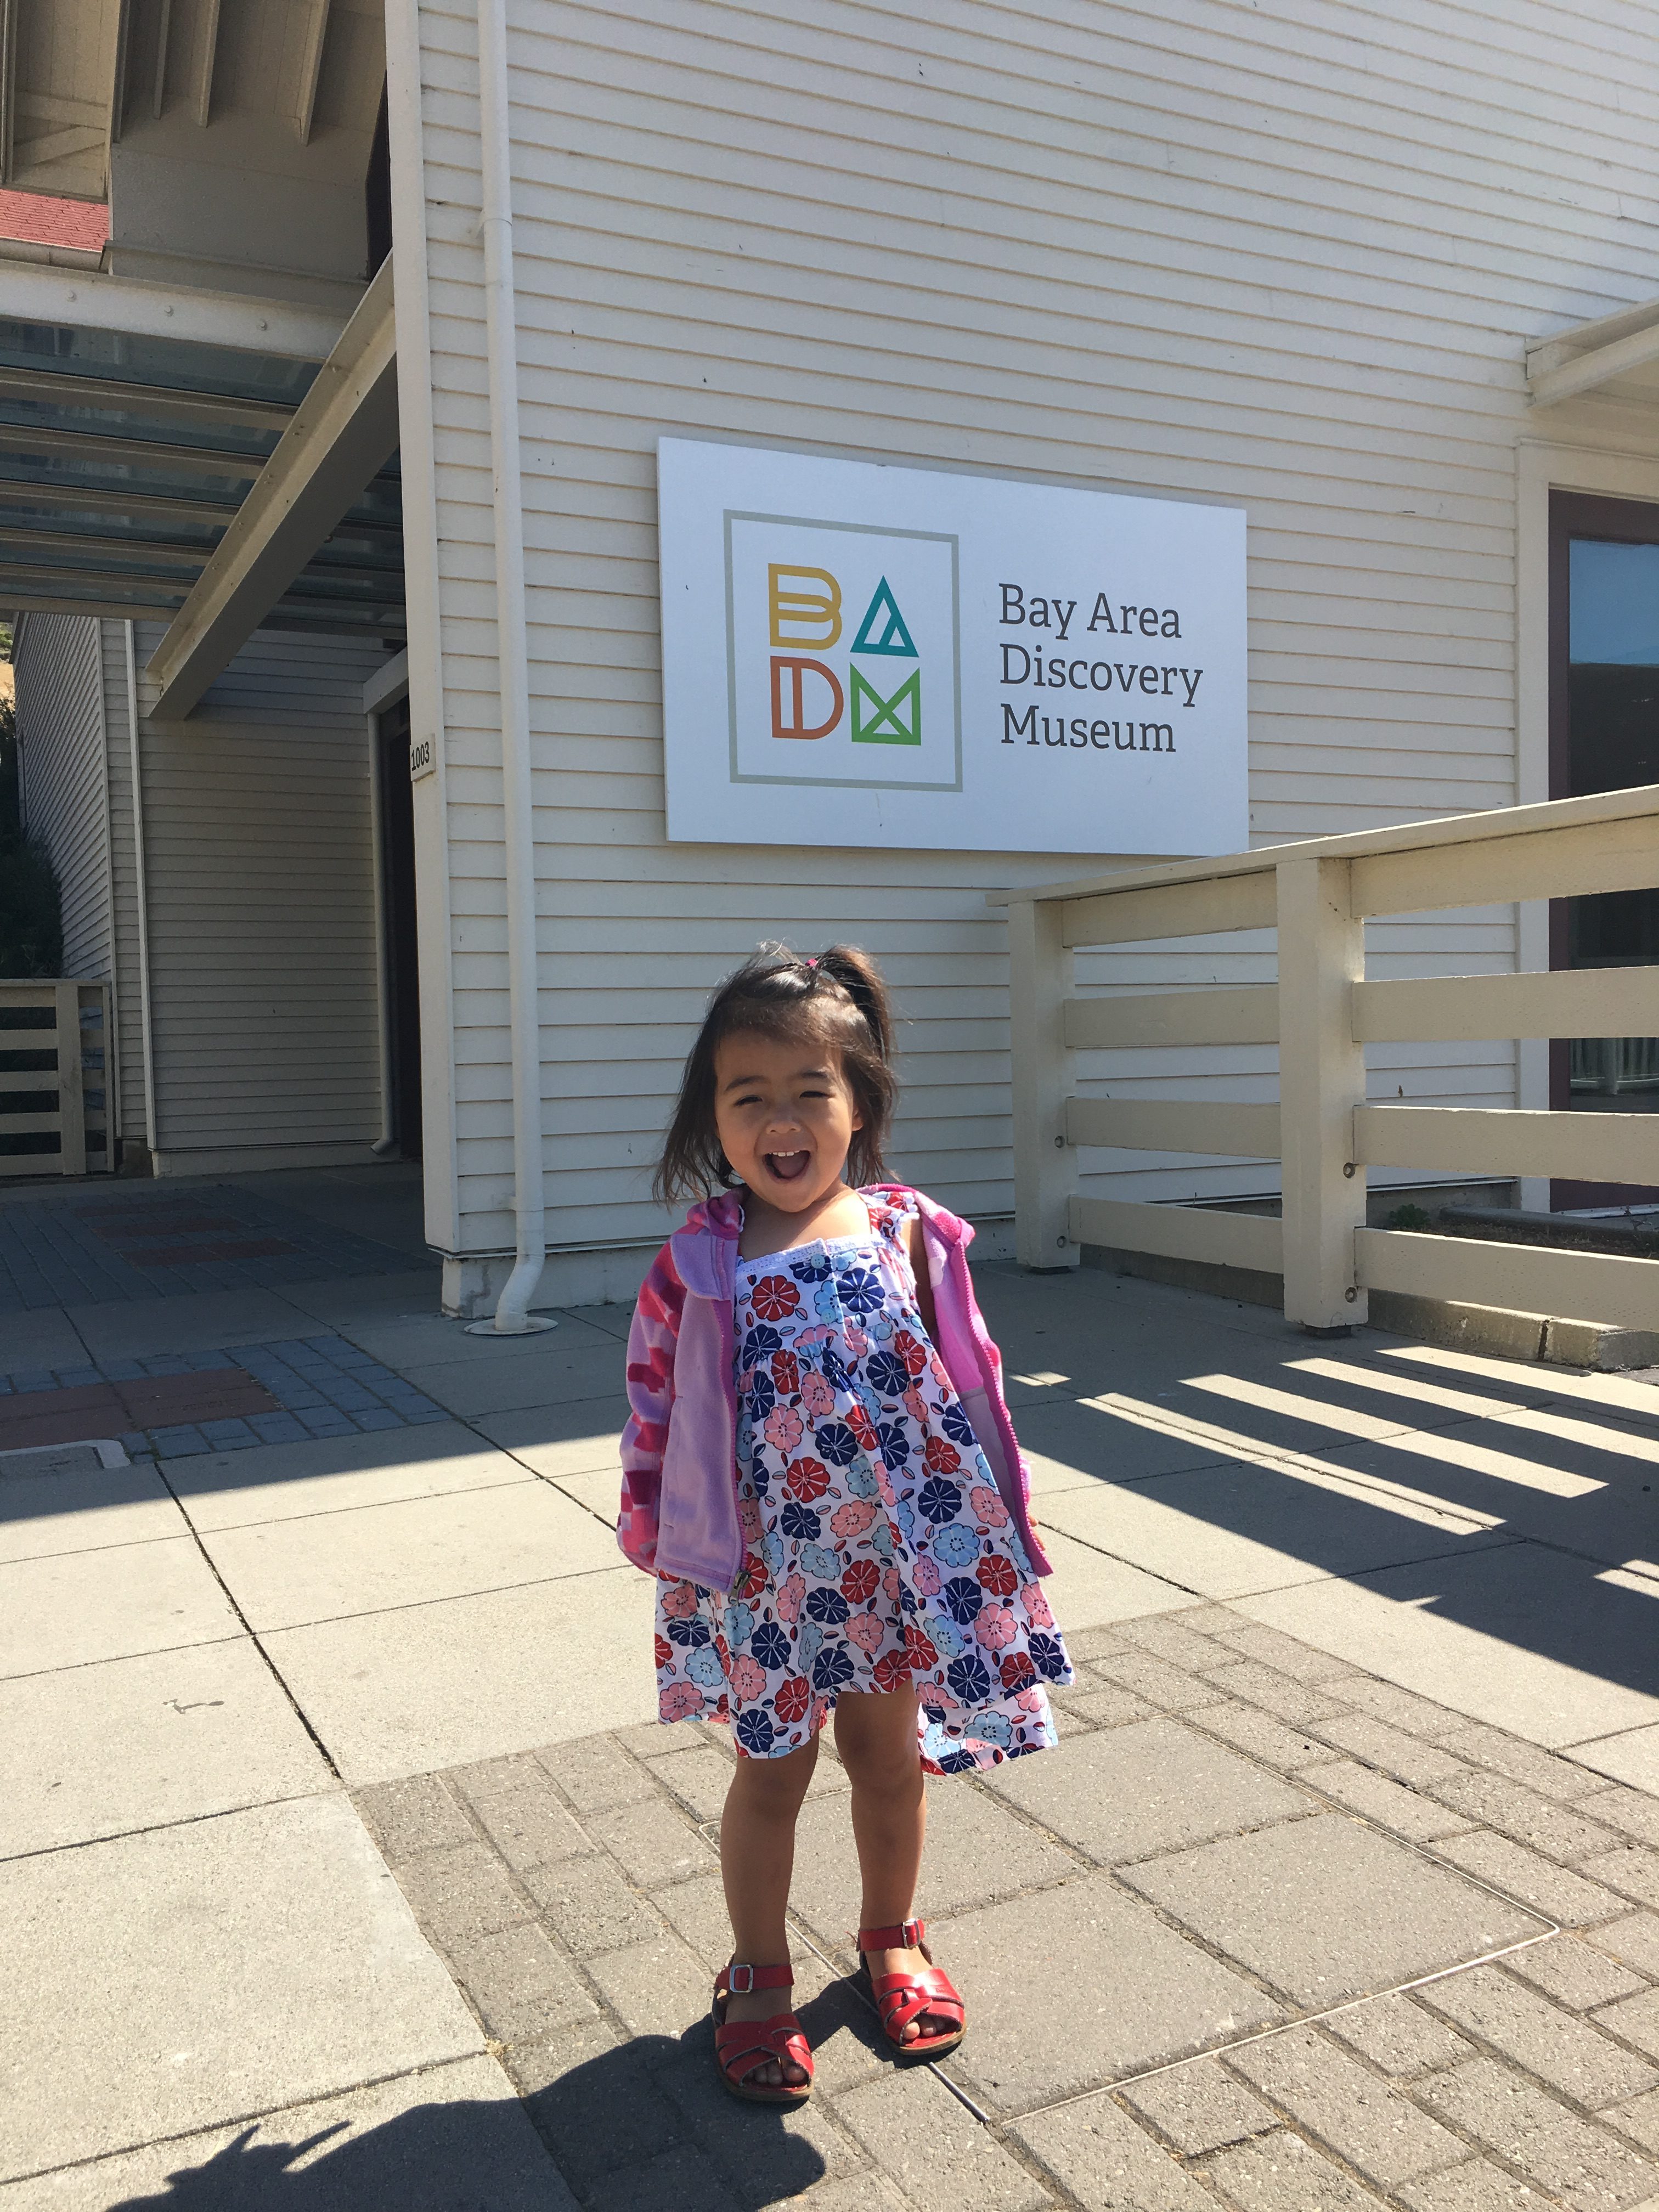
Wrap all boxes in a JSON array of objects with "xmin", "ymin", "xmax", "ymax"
[
  {"xmin": 0, "ymin": 421, "xmax": 267, "ymax": 476},
  {"xmin": 193, "ymin": 0, "xmax": 220, "ymax": 128},
  {"xmin": 1528, "ymin": 317, "xmax": 1659, "ymax": 407},
  {"xmin": 0, "ymin": 261, "xmax": 347, "ymax": 360},
  {"xmin": 0, "ymin": 364, "xmax": 296, "ymax": 430},
  {"xmin": 0, "ymin": 478, "xmax": 240, "ymax": 522},
  {"xmin": 148, "ymin": 257, "xmax": 398, "ymax": 720},
  {"xmin": 295, "ymin": 0, "xmax": 332, "ymax": 144}
]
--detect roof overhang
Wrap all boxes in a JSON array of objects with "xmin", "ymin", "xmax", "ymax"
[{"xmin": 1527, "ymin": 297, "xmax": 1659, "ymax": 409}]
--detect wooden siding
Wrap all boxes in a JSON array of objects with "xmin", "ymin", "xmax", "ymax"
[
  {"xmin": 14, "ymin": 615, "xmax": 112, "ymax": 989},
  {"xmin": 129, "ymin": 623, "xmax": 390, "ymax": 1167},
  {"xmin": 406, "ymin": 0, "xmax": 1659, "ymax": 1259}
]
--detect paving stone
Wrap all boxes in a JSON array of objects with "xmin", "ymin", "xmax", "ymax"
[
  {"xmin": 1014, "ymin": 2085, "xmax": 1215, "ymax": 2208},
  {"xmin": 1119, "ymin": 2057, "xmax": 1280, "ymax": 2154},
  {"xmin": 1426, "ymin": 1768, "xmax": 1625, "ymax": 1864},
  {"xmin": 1051, "ymin": 1680, "xmax": 1155, "ymax": 1729},
  {"xmin": 575, "ymin": 2143, "xmax": 741, "ymax": 2212},
  {"xmin": 1068, "ymin": 1623, "xmax": 1137, "ymax": 1663},
  {"xmin": 981, "ymin": 1715, "xmax": 1311, "ymax": 1868},
  {"xmin": 651, "ymin": 1744, "xmax": 738, "ymax": 1825},
  {"xmin": 586, "ymin": 1929, "xmax": 715, "ymax": 2041},
  {"xmin": 1123, "ymin": 1815, "xmax": 1540, "ymax": 2009},
  {"xmin": 537, "ymin": 1732, "xmax": 659, "ymax": 1816},
  {"xmin": 783, "ymin": 1946, "xmax": 888, "ymax": 2098},
  {"xmin": 1436, "ymin": 1721, "xmax": 1612, "ymax": 1803},
  {"xmin": 652, "ymin": 1869, "xmax": 738, "ymax": 1972},
  {"xmin": 447, "ymin": 1921, "xmax": 600, "ymax": 2044},
  {"xmin": 1311, "ymin": 1713, "xmax": 1472, "ymax": 1788},
  {"xmin": 1225, "ymin": 2023, "xmax": 1465, "ymax": 2187},
  {"xmin": 1608, "ymin": 2086, "xmax": 1659, "ymax": 2154},
  {"xmin": 461, "ymin": 1768, "xmax": 598, "ymax": 1875},
  {"xmin": 1198, "ymin": 1659, "xmax": 1345, "ymax": 1725},
  {"xmin": 1113, "ymin": 1615, "xmax": 1229, "ymax": 1672},
  {"xmin": 392, "ymin": 1838, "xmax": 533, "ymax": 1952},
  {"xmin": 614, "ymin": 1718, "xmax": 713, "ymax": 1760},
  {"xmin": 1417, "ymin": 2055, "xmax": 1659, "ymax": 2210},
  {"xmin": 1195, "ymin": 1702, "xmax": 1336, "ymax": 1774},
  {"xmin": 1397, "ymin": 2159, "xmax": 1559, "ymax": 2210},
  {"xmin": 1304, "ymin": 1758, "xmax": 1475, "ymax": 1842},
  {"xmin": 1432, "ymin": 1830, "xmax": 1626, "ymax": 1927},
  {"xmin": 586, "ymin": 1798, "xmax": 715, "ymax": 1890},
  {"xmin": 927, "ymin": 1872, "xmax": 1283, "ymax": 2119},
  {"xmin": 1324, "ymin": 1994, "xmax": 1476, "ymax": 2080},
  {"xmin": 352, "ymin": 1772, "xmax": 475, "ymax": 1864},
  {"xmin": 1504, "ymin": 1937, "xmax": 1650, "ymax": 2013},
  {"xmin": 1200, "ymin": 1620, "xmax": 1358, "ymax": 1686},
  {"xmin": 1582, "ymin": 1788, "xmax": 1659, "ymax": 1850},
  {"xmin": 1325, "ymin": 1673, "xmax": 1464, "ymax": 1734},
  {"xmin": 838, "ymin": 2066, "xmax": 1055, "ymax": 2211},
  {"xmin": 1421, "ymin": 1964, "xmax": 1659, "ymax": 2107},
  {"xmin": 1088, "ymin": 1651, "xmax": 1230, "ymax": 1712},
  {"xmin": 1198, "ymin": 2126, "xmax": 1385, "ymax": 2209},
  {"xmin": 1595, "ymin": 1913, "xmax": 1659, "ymax": 1979},
  {"xmin": 647, "ymin": 2013, "xmax": 865, "ymax": 2209},
  {"xmin": 520, "ymin": 1850, "xmax": 667, "ymax": 1959},
  {"xmin": 506, "ymin": 2017, "xmax": 695, "ymax": 2200},
  {"xmin": 1585, "ymin": 1846, "xmax": 1659, "ymax": 1911},
  {"xmin": 1593, "ymin": 1988, "xmax": 1659, "ymax": 2064},
  {"xmin": 760, "ymin": 2175, "xmax": 905, "ymax": 2209}
]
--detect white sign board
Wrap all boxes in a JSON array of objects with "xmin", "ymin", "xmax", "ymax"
[{"xmin": 657, "ymin": 438, "xmax": 1247, "ymax": 856}]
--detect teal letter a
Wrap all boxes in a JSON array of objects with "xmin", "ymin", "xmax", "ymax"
[{"xmin": 851, "ymin": 577, "xmax": 917, "ymax": 657}]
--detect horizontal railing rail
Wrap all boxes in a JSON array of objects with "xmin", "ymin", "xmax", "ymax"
[
  {"xmin": 0, "ymin": 980, "xmax": 112, "ymax": 1178},
  {"xmin": 996, "ymin": 783, "xmax": 1659, "ymax": 1336}
]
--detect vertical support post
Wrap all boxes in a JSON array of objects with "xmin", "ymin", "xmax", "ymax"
[
  {"xmin": 55, "ymin": 981, "xmax": 87, "ymax": 1178},
  {"xmin": 1007, "ymin": 895, "xmax": 1079, "ymax": 1270},
  {"xmin": 1278, "ymin": 856, "xmax": 1367, "ymax": 1328}
]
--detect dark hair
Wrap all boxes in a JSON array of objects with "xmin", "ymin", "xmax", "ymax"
[{"xmin": 654, "ymin": 943, "xmax": 898, "ymax": 1205}]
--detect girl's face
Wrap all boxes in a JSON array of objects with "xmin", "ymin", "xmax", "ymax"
[{"xmin": 712, "ymin": 1029, "xmax": 862, "ymax": 1216}]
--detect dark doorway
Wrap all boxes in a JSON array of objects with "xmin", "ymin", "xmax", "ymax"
[
  {"xmin": 377, "ymin": 696, "xmax": 423, "ymax": 1160},
  {"xmin": 1547, "ymin": 492, "xmax": 1659, "ymax": 1208}
]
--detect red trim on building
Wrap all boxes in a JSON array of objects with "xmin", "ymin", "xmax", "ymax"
[{"xmin": 0, "ymin": 193, "xmax": 109, "ymax": 251}]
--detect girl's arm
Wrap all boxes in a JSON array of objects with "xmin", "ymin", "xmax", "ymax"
[
  {"xmin": 906, "ymin": 1211, "xmax": 940, "ymax": 1344},
  {"xmin": 617, "ymin": 1245, "xmax": 684, "ymax": 1571}
]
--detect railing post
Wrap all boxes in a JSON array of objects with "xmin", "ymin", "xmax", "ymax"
[
  {"xmin": 1007, "ymin": 895, "xmax": 1079, "ymax": 1270},
  {"xmin": 1278, "ymin": 857, "xmax": 1367, "ymax": 1328},
  {"xmin": 55, "ymin": 980, "xmax": 86, "ymax": 1178}
]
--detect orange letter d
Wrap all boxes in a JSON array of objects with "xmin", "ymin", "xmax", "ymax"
[{"xmin": 771, "ymin": 656, "xmax": 844, "ymax": 740}]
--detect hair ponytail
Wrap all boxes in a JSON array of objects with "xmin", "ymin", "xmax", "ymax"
[{"xmin": 653, "ymin": 941, "xmax": 899, "ymax": 1205}]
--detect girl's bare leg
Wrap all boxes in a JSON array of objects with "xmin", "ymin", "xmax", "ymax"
[
  {"xmin": 719, "ymin": 1734, "xmax": 818, "ymax": 2087},
  {"xmin": 832, "ymin": 1689, "xmax": 953, "ymax": 2041}
]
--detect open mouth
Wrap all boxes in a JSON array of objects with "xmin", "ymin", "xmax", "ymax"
[{"xmin": 764, "ymin": 1150, "xmax": 811, "ymax": 1183}]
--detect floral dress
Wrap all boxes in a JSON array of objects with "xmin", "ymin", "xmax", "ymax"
[{"xmin": 653, "ymin": 1191, "xmax": 1071, "ymax": 1773}]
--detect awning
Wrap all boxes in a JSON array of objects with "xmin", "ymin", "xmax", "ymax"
[{"xmin": 1527, "ymin": 298, "xmax": 1659, "ymax": 409}]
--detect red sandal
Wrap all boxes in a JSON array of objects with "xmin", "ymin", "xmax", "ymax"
[
  {"xmin": 712, "ymin": 1961, "xmax": 814, "ymax": 2106},
  {"xmin": 856, "ymin": 1917, "xmax": 967, "ymax": 2061}
]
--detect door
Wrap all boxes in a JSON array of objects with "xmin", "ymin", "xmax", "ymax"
[
  {"xmin": 1548, "ymin": 492, "xmax": 1659, "ymax": 1207},
  {"xmin": 376, "ymin": 697, "xmax": 423, "ymax": 1160}
]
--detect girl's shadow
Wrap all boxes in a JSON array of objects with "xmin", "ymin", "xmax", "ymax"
[{"xmin": 111, "ymin": 1983, "xmax": 885, "ymax": 2210}]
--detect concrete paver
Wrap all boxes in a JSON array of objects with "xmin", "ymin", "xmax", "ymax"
[
  {"xmin": 0, "ymin": 1457, "xmax": 181, "ymax": 1562},
  {"xmin": 0, "ymin": 1534, "xmax": 240, "ymax": 1677},
  {"xmin": 260, "ymin": 1566, "xmax": 658, "ymax": 1783},
  {"xmin": 1571, "ymin": 1724, "xmax": 1659, "ymax": 1796},
  {"xmin": 197, "ymin": 1472, "xmax": 622, "ymax": 1629},
  {"xmin": 0, "ymin": 2053, "xmax": 572, "ymax": 2211},
  {"xmin": 0, "ymin": 1635, "xmax": 332, "ymax": 1854},
  {"xmin": 1121, "ymin": 1814, "xmax": 1544, "ymax": 2007},
  {"xmin": 163, "ymin": 1417, "xmax": 528, "ymax": 1529},
  {"xmin": 1, "ymin": 1793, "xmax": 482, "ymax": 2182}
]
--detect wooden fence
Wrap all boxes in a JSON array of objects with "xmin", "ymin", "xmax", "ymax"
[
  {"xmin": 995, "ymin": 786, "xmax": 1659, "ymax": 1334},
  {"xmin": 0, "ymin": 980, "xmax": 113, "ymax": 1176}
]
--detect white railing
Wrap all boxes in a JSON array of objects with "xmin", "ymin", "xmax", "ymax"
[
  {"xmin": 996, "ymin": 786, "xmax": 1659, "ymax": 1335},
  {"xmin": 0, "ymin": 980, "xmax": 113, "ymax": 1176}
]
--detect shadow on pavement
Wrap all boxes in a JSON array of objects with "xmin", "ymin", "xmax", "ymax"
[{"xmin": 109, "ymin": 2022, "xmax": 843, "ymax": 2210}]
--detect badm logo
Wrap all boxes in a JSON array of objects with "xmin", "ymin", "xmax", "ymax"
[{"xmin": 769, "ymin": 565, "xmax": 921, "ymax": 747}]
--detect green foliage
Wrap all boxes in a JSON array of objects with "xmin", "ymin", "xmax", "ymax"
[
  {"xmin": 0, "ymin": 687, "xmax": 65, "ymax": 978},
  {"xmin": 1384, "ymin": 1201, "xmax": 1432, "ymax": 1232}
]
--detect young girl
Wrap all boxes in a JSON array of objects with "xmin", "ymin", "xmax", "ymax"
[{"xmin": 618, "ymin": 944, "xmax": 1070, "ymax": 2104}]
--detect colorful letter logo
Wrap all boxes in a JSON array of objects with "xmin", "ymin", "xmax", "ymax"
[{"xmin": 768, "ymin": 572, "xmax": 920, "ymax": 746}]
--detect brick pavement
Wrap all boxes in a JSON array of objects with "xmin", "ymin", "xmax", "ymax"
[
  {"xmin": 349, "ymin": 1604, "xmax": 1659, "ymax": 2211},
  {"xmin": 0, "ymin": 1334, "xmax": 447, "ymax": 1457}
]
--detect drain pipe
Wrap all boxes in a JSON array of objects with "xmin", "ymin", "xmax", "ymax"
[{"xmin": 471, "ymin": 0, "xmax": 555, "ymax": 1336}]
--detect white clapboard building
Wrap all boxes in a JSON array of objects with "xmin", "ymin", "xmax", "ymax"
[{"xmin": 5, "ymin": 0, "xmax": 1658, "ymax": 1314}]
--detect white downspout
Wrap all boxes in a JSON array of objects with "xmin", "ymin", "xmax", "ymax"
[
  {"xmin": 472, "ymin": 0, "xmax": 554, "ymax": 1335},
  {"xmin": 124, "ymin": 622, "xmax": 159, "ymax": 1167}
]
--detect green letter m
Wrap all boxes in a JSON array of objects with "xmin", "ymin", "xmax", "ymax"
[{"xmin": 851, "ymin": 664, "xmax": 921, "ymax": 746}]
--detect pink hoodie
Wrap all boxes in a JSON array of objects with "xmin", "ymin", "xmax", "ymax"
[{"xmin": 618, "ymin": 1185, "xmax": 1052, "ymax": 1591}]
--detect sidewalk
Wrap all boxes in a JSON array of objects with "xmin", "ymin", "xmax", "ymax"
[{"xmin": 4, "ymin": 1167, "xmax": 1659, "ymax": 2209}]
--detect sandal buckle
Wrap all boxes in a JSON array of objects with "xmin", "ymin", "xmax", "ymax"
[
  {"xmin": 727, "ymin": 1963, "xmax": 755, "ymax": 1995},
  {"xmin": 902, "ymin": 1917, "xmax": 923, "ymax": 1948}
]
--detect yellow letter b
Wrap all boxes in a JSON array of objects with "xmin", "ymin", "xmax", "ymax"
[{"xmin": 769, "ymin": 564, "xmax": 842, "ymax": 648}]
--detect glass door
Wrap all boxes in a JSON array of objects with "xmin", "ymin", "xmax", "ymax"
[{"xmin": 1548, "ymin": 493, "xmax": 1659, "ymax": 1205}]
